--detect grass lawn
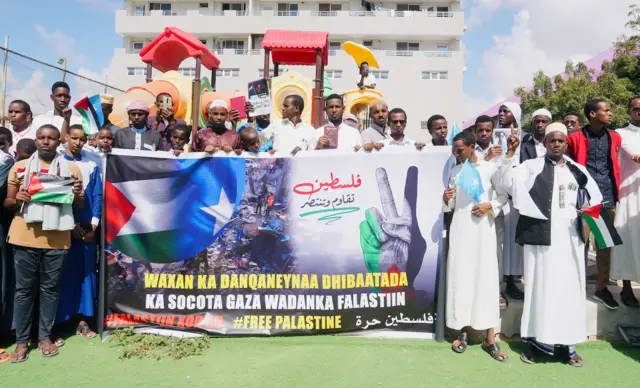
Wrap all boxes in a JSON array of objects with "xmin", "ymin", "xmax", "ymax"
[{"xmin": 1, "ymin": 336, "xmax": 639, "ymax": 388}]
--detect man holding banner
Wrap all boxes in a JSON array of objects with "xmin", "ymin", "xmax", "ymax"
[
  {"xmin": 501, "ymin": 123, "xmax": 602, "ymax": 367},
  {"xmin": 444, "ymin": 131, "xmax": 508, "ymax": 362}
]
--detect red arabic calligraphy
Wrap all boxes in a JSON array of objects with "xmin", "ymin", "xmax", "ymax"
[{"xmin": 293, "ymin": 173, "xmax": 362, "ymax": 196}]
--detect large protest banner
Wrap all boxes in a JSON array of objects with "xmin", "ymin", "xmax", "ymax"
[{"xmin": 102, "ymin": 147, "xmax": 452, "ymax": 336}]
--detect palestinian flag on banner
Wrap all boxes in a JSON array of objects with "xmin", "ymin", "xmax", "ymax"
[
  {"xmin": 581, "ymin": 204, "xmax": 623, "ymax": 249},
  {"xmin": 74, "ymin": 94, "xmax": 104, "ymax": 136},
  {"xmin": 27, "ymin": 175, "xmax": 75, "ymax": 204},
  {"xmin": 104, "ymin": 154, "xmax": 245, "ymax": 263}
]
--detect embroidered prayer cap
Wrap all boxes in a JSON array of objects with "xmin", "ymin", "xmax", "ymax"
[
  {"xmin": 544, "ymin": 122, "xmax": 567, "ymax": 138},
  {"xmin": 501, "ymin": 102, "xmax": 521, "ymax": 129},
  {"xmin": 532, "ymin": 108, "xmax": 552, "ymax": 120},
  {"xmin": 100, "ymin": 94, "xmax": 114, "ymax": 104},
  {"xmin": 370, "ymin": 99, "xmax": 388, "ymax": 109},
  {"xmin": 208, "ymin": 99, "xmax": 228, "ymax": 111},
  {"xmin": 126, "ymin": 100, "xmax": 150, "ymax": 112}
]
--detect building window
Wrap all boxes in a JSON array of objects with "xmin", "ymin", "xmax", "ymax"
[
  {"xmin": 134, "ymin": 5, "xmax": 146, "ymax": 15},
  {"xmin": 200, "ymin": 39, "xmax": 208, "ymax": 45},
  {"xmin": 217, "ymin": 68, "xmax": 240, "ymax": 77},
  {"xmin": 363, "ymin": 41, "xmax": 373, "ymax": 48},
  {"xmin": 421, "ymin": 121, "xmax": 429, "ymax": 130},
  {"xmin": 328, "ymin": 41, "xmax": 341, "ymax": 56},
  {"xmin": 149, "ymin": 3, "xmax": 172, "ymax": 15},
  {"xmin": 318, "ymin": 3, "xmax": 341, "ymax": 15},
  {"xmin": 277, "ymin": 3, "xmax": 298, "ymax": 16},
  {"xmin": 396, "ymin": 42, "xmax": 419, "ymax": 51},
  {"xmin": 436, "ymin": 44, "xmax": 449, "ymax": 51},
  {"xmin": 199, "ymin": 2, "xmax": 209, "ymax": 7},
  {"xmin": 422, "ymin": 71, "xmax": 448, "ymax": 80},
  {"xmin": 257, "ymin": 68, "xmax": 289, "ymax": 77},
  {"xmin": 325, "ymin": 69, "xmax": 343, "ymax": 79},
  {"xmin": 131, "ymin": 41, "xmax": 144, "ymax": 54},
  {"xmin": 396, "ymin": 4, "xmax": 421, "ymax": 11},
  {"xmin": 222, "ymin": 3, "xmax": 246, "ymax": 12},
  {"xmin": 127, "ymin": 67, "xmax": 146, "ymax": 76},
  {"xmin": 427, "ymin": 6, "xmax": 450, "ymax": 16},
  {"xmin": 370, "ymin": 70, "xmax": 388, "ymax": 80},
  {"xmin": 178, "ymin": 68, "xmax": 196, "ymax": 77},
  {"xmin": 219, "ymin": 40, "xmax": 245, "ymax": 54}
]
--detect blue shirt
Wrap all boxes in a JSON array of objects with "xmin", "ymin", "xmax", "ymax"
[{"xmin": 585, "ymin": 126, "xmax": 616, "ymax": 208}]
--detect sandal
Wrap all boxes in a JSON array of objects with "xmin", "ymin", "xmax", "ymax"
[
  {"xmin": 451, "ymin": 332, "xmax": 468, "ymax": 354},
  {"xmin": 54, "ymin": 337, "xmax": 65, "ymax": 347},
  {"xmin": 500, "ymin": 293, "xmax": 509, "ymax": 310},
  {"xmin": 9, "ymin": 346, "xmax": 29, "ymax": 363},
  {"xmin": 482, "ymin": 341, "xmax": 508, "ymax": 362},
  {"xmin": 0, "ymin": 349, "xmax": 10, "ymax": 363},
  {"xmin": 520, "ymin": 344, "xmax": 536, "ymax": 364},
  {"xmin": 568, "ymin": 352, "xmax": 584, "ymax": 367},
  {"xmin": 37, "ymin": 341, "xmax": 59, "ymax": 358},
  {"xmin": 76, "ymin": 322, "xmax": 97, "ymax": 339}
]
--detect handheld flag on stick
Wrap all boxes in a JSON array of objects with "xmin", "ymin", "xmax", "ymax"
[
  {"xmin": 581, "ymin": 204, "xmax": 622, "ymax": 249},
  {"xmin": 456, "ymin": 160, "xmax": 484, "ymax": 203},
  {"xmin": 447, "ymin": 121, "xmax": 462, "ymax": 145},
  {"xmin": 27, "ymin": 175, "xmax": 75, "ymax": 204},
  {"xmin": 74, "ymin": 94, "xmax": 105, "ymax": 136}
]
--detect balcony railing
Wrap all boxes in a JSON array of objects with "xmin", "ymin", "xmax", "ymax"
[
  {"xmin": 126, "ymin": 48, "xmax": 456, "ymax": 58},
  {"xmin": 125, "ymin": 9, "xmax": 458, "ymax": 19}
]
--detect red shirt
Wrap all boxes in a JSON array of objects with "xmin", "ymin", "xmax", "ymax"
[{"xmin": 192, "ymin": 127, "xmax": 241, "ymax": 151}]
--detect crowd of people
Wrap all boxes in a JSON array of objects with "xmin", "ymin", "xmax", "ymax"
[{"xmin": 0, "ymin": 78, "xmax": 638, "ymax": 367}]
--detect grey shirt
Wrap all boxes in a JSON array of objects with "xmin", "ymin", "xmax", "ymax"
[
  {"xmin": 361, "ymin": 122, "xmax": 389, "ymax": 144},
  {"xmin": 113, "ymin": 126, "xmax": 163, "ymax": 151}
]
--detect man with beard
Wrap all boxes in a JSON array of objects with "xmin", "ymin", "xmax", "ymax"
[
  {"xmin": 260, "ymin": 95, "xmax": 316, "ymax": 155},
  {"xmin": 315, "ymin": 94, "xmax": 362, "ymax": 151},
  {"xmin": 113, "ymin": 101, "xmax": 162, "ymax": 151},
  {"xmin": 378, "ymin": 108, "xmax": 425, "ymax": 149},
  {"xmin": 361, "ymin": 100, "xmax": 389, "ymax": 148},
  {"xmin": 567, "ymin": 99, "xmax": 621, "ymax": 310},
  {"xmin": 192, "ymin": 100, "xmax": 241, "ymax": 153},
  {"xmin": 501, "ymin": 123, "xmax": 601, "ymax": 367},
  {"xmin": 520, "ymin": 109, "xmax": 551, "ymax": 162},
  {"xmin": 31, "ymin": 81, "xmax": 82, "ymax": 142},
  {"xmin": 6, "ymin": 100, "xmax": 33, "ymax": 157}
]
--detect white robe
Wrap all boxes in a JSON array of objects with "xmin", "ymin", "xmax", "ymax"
[
  {"xmin": 612, "ymin": 124, "xmax": 640, "ymax": 281},
  {"xmin": 501, "ymin": 155, "xmax": 602, "ymax": 345},
  {"xmin": 445, "ymin": 159, "xmax": 507, "ymax": 330}
]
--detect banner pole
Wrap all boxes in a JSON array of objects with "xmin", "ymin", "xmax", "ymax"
[
  {"xmin": 434, "ymin": 214, "xmax": 450, "ymax": 342},
  {"xmin": 98, "ymin": 156, "xmax": 107, "ymax": 340}
]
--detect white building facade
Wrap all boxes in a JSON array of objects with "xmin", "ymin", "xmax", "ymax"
[{"xmin": 112, "ymin": 0, "xmax": 465, "ymax": 140}]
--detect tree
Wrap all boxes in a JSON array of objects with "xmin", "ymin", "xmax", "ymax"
[{"xmin": 515, "ymin": 4, "xmax": 639, "ymax": 130}]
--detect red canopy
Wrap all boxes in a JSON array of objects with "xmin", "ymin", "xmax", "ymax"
[
  {"xmin": 261, "ymin": 30, "xmax": 328, "ymax": 66},
  {"xmin": 139, "ymin": 27, "xmax": 220, "ymax": 73}
]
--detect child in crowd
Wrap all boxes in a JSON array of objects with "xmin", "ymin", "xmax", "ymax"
[
  {"xmin": 96, "ymin": 127, "xmax": 114, "ymax": 154},
  {"xmin": 170, "ymin": 124, "xmax": 191, "ymax": 156},
  {"xmin": 15, "ymin": 139, "xmax": 36, "ymax": 162},
  {"xmin": 238, "ymin": 126, "xmax": 261, "ymax": 154}
]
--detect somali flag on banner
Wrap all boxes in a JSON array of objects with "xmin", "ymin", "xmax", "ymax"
[
  {"xmin": 447, "ymin": 121, "xmax": 462, "ymax": 145},
  {"xmin": 104, "ymin": 155, "xmax": 245, "ymax": 263},
  {"xmin": 581, "ymin": 204, "xmax": 623, "ymax": 249},
  {"xmin": 456, "ymin": 160, "xmax": 484, "ymax": 203},
  {"xmin": 74, "ymin": 94, "xmax": 104, "ymax": 136}
]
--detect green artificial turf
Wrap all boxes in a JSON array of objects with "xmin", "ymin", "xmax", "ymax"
[{"xmin": 1, "ymin": 336, "xmax": 639, "ymax": 388}]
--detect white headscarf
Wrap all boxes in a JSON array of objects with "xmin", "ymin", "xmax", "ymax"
[
  {"xmin": 501, "ymin": 102, "xmax": 522, "ymax": 129},
  {"xmin": 532, "ymin": 108, "xmax": 552, "ymax": 121}
]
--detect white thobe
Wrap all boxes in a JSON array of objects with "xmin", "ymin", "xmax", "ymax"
[
  {"xmin": 261, "ymin": 120, "xmax": 316, "ymax": 154},
  {"xmin": 502, "ymin": 155, "xmax": 602, "ymax": 346},
  {"xmin": 314, "ymin": 123, "xmax": 362, "ymax": 151},
  {"xmin": 612, "ymin": 124, "xmax": 640, "ymax": 281},
  {"xmin": 445, "ymin": 159, "xmax": 507, "ymax": 330}
]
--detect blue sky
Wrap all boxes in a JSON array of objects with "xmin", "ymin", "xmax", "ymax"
[{"xmin": 0, "ymin": 0, "xmax": 633, "ymax": 118}]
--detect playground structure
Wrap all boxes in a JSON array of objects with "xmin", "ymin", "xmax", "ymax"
[{"xmin": 109, "ymin": 28, "xmax": 382, "ymax": 130}]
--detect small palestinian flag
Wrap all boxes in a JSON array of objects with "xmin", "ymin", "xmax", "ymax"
[
  {"xmin": 27, "ymin": 175, "xmax": 75, "ymax": 205},
  {"xmin": 74, "ymin": 94, "xmax": 104, "ymax": 136},
  {"xmin": 581, "ymin": 204, "xmax": 623, "ymax": 249}
]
